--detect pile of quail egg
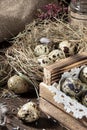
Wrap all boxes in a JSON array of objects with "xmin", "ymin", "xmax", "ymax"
[
  {"xmin": 58, "ymin": 65, "xmax": 87, "ymax": 107},
  {"xmin": 34, "ymin": 37, "xmax": 76, "ymax": 67}
]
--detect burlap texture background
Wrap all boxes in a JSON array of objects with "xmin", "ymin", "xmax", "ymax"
[{"xmin": 0, "ymin": 0, "xmax": 57, "ymax": 42}]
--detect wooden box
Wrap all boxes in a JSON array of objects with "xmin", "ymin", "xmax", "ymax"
[{"xmin": 39, "ymin": 53, "xmax": 87, "ymax": 130}]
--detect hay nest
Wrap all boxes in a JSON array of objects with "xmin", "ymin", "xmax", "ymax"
[
  {"xmin": 6, "ymin": 19, "xmax": 87, "ymax": 88},
  {"xmin": 0, "ymin": 55, "xmax": 12, "ymax": 86}
]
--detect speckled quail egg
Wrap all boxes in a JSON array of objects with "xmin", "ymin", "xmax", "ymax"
[
  {"xmin": 60, "ymin": 78, "xmax": 83, "ymax": 97},
  {"xmin": 81, "ymin": 91, "xmax": 87, "ymax": 107},
  {"xmin": 79, "ymin": 66, "xmax": 87, "ymax": 84},
  {"xmin": 40, "ymin": 37, "xmax": 51, "ymax": 44},
  {"xmin": 59, "ymin": 40, "xmax": 75, "ymax": 57},
  {"xmin": 17, "ymin": 101, "xmax": 40, "ymax": 123},
  {"xmin": 7, "ymin": 75, "xmax": 30, "ymax": 94},
  {"xmin": 48, "ymin": 49, "xmax": 65, "ymax": 62},
  {"xmin": 34, "ymin": 45, "xmax": 49, "ymax": 56},
  {"xmin": 37, "ymin": 55, "xmax": 53, "ymax": 67}
]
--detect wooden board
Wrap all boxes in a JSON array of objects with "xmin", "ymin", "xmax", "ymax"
[
  {"xmin": 43, "ymin": 52, "xmax": 87, "ymax": 85},
  {"xmin": 39, "ymin": 83, "xmax": 87, "ymax": 130}
]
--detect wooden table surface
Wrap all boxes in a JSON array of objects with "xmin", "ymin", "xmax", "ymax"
[{"xmin": 0, "ymin": 88, "xmax": 65, "ymax": 130}]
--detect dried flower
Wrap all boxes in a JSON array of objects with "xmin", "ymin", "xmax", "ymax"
[{"xmin": 36, "ymin": 2, "xmax": 68, "ymax": 20}]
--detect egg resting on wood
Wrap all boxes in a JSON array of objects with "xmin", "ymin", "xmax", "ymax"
[{"xmin": 17, "ymin": 101, "xmax": 40, "ymax": 123}]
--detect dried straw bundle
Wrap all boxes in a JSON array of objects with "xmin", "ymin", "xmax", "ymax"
[{"xmin": 6, "ymin": 19, "xmax": 87, "ymax": 88}]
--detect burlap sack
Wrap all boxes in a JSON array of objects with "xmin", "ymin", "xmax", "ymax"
[{"xmin": 0, "ymin": 0, "xmax": 57, "ymax": 42}]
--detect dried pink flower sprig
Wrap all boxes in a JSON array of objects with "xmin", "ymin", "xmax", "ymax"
[{"xmin": 37, "ymin": 3, "xmax": 68, "ymax": 20}]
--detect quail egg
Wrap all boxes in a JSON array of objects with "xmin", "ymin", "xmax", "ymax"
[
  {"xmin": 7, "ymin": 75, "xmax": 30, "ymax": 94},
  {"xmin": 60, "ymin": 78, "xmax": 83, "ymax": 97},
  {"xmin": 37, "ymin": 55, "xmax": 53, "ymax": 67},
  {"xmin": 79, "ymin": 66, "xmax": 87, "ymax": 84},
  {"xmin": 59, "ymin": 40, "xmax": 75, "ymax": 56},
  {"xmin": 81, "ymin": 91, "xmax": 87, "ymax": 107},
  {"xmin": 17, "ymin": 101, "xmax": 40, "ymax": 123},
  {"xmin": 34, "ymin": 45, "xmax": 49, "ymax": 56},
  {"xmin": 48, "ymin": 49, "xmax": 65, "ymax": 62}
]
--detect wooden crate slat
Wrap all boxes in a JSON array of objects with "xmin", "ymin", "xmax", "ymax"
[
  {"xmin": 40, "ymin": 83, "xmax": 87, "ymax": 121},
  {"xmin": 40, "ymin": 83, "xmax": 87, "ymax": 130},
  {"xmin": 40, "ymin": 98, "xmax": 87, "ymax": 130},
  {"xmin": 50, "ymin": 59, "xmax": 87, "ymax": 81},
  {"xmin": 43, "ymin": 53, "xmax": 87, "ymax": 85},
  {"xmin": 51, "ymin": 59, "xmax": 87, "ymax": 75},
  {"xmin": 40, "ymin": 82, "xmax": 66, "ymax": 112},
  {"xmin": 49, "ymin": 60, "xmax": 87, "ymax": 83},
  {"xmin": 44, "ymin": 53, "xmax": 87, "ymax": 71}
]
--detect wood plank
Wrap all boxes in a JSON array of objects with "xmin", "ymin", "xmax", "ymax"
[
  {"xmin": 43, "ymin": 53, "xmax": 87, "ymax": 85},
  {"xmin": 51, "ymin": 59, "xmax": 87, "ymax": 75},
  {"xmin": 39, "ymin": 82, "xmax": 87, "ymax": 129},
  {"xmin": 44, "ymin": 53, "xmax": 87, "ymax": 71},
  {"xmin": 40, "ymin": 82, "xmax": 64, "ymax": 112},
  {"xmin": 40, "ymin": 98, "xmax": 87, "ymax": 130},
  {"xmin": 44, "ymin": 60, "xmax": 87, "ymax": 85}
]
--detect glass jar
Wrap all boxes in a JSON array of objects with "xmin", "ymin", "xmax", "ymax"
[
  {"xmin": 69, "ymin": 0, "xmax": 87, "ymax": 26},
  {"xmin": 70, "ymin": 0, "xmax": 87, "ymax": 14}
]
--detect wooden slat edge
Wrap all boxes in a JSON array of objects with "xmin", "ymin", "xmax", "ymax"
[
  {"xmin": 43, "ymin": 54, "xmax": 87, "ymax": 85},
  {"xmin": 51, "ymin": 59, "xmax": 87, "ymax": 75},
  {"xmin": 43, "ymin": 69, "xmax": 51, "ymax": 85},
  {"xmin": 40, "ymin": 98, "xmax": 87, "ymax": 130},
  {"xmin": 40, "ymin": 82, "xmax": 75, "ymax": 117},
  {"xmin": 40, "ymin": 82, "xmax": 66, "ymax": 112},
  {"xmin": 44, "ymin": 53, "xmax": 87, "ymax": 72},
  {"xmin": 39, "ymin": 82, "xmax": 87, "ymax": 128}
]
